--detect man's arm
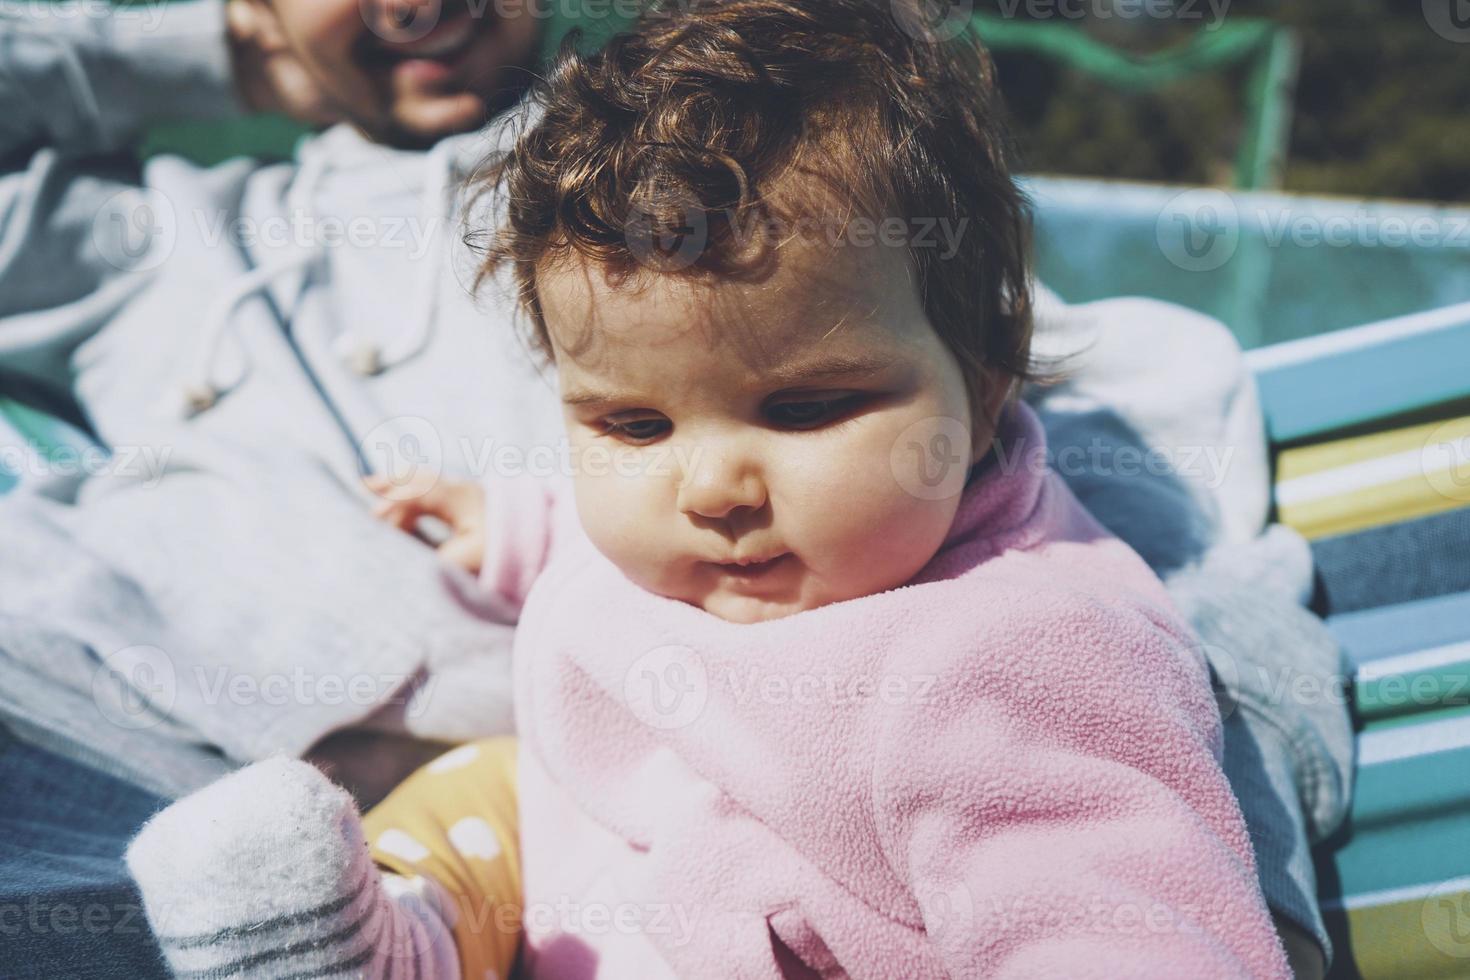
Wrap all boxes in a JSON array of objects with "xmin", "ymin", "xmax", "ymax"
[
  {"xmin": 1027, "ymin": 290, "xmax": 1354, "ymax": 974},
  {"xmin": 0, "ymin": 3, "xmax": 245, "ymax": 404},
  {"xmin": 1167, "ymin": 527, "xmax": 1353, "ymax": 980},
  {"xmin": 0, "ymin": 1, "xmax": 240, "ymax": 160}
]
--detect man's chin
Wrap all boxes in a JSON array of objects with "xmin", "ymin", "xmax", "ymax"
[
  {"xmin": 386, "ymin": 82, "xmax": 538, "ymax": 147},
  {"xmin": 339, "ymin": 97, "xmax": 485, "ymax": 149}
]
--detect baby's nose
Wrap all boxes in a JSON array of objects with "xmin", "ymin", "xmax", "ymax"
[{"xmin": 676, "ymin": 451, "xmax": 767, "ymax": 521}]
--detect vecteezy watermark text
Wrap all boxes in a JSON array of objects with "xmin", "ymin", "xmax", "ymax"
[
  {"xmin": 0, "ymin": 0, "xmax": 168, "ymax": 30},
  {"xmin": 0, "ymin": 442, "xmax": 170, "ymax": 488},
  {"xmin": 1157, "ymin": 188, "xmax": 1470, "ymax": 272}
]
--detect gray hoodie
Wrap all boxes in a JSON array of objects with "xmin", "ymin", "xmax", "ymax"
[{"xmin": 0, "ymin": 0, "xmax": 563, "ymax": 783}]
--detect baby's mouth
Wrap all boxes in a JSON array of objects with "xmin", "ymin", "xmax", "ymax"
[{"xmin": 713, "ymin": 553, "xmax": 792, "ymax": 579}]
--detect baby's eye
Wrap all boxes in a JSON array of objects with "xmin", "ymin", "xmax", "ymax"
[
  {"xmin": 765, "ymin": 395, "xmax": 863, "ymax": 430},
  {"xmin": 601, "ymin": 413, "xmax": 671, "ymax": 444}
]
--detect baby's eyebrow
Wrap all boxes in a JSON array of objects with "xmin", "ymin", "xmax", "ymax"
[
  {"xmin": 561, "ymin": 387, "xmax": 625, "ymax": 408},
  {"xmin": 760, "ymin": 351, "xmax": 895, "ymax": 387},
  {"xmin": 560, "ymin": 352, "xmax": 896, "ymax": 408}
]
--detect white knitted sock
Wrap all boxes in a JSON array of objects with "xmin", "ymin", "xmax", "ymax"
[{"xmin": 126, "ymin": 756, "xmax": 461, "ymax": 980}]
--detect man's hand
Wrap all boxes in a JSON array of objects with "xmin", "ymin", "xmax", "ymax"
[
  {"xmin": 226, "ymin": 0, "xmax": 343, "ymax": 126},
  {"xmin": 365, "ymin": 474, "xmax": 487, "ymax": 574},
  {"xmin": 1272, "ymin": 910, "xmax": 1325, "ymax": 980}
]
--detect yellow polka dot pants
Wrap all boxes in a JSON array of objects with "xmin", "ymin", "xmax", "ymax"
[{"xmin": 362, "ymin": 737, "xmax": 522, "ymax": 980}]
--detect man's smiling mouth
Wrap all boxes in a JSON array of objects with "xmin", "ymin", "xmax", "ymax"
[{"xmin": 362, "ymin": 7, "xmax": 488, "ymax": 70}]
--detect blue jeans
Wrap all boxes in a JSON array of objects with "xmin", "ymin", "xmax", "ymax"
[
  {"xmin": 1312, "ymin": 506, "xmax": 1470, "ymax": 615},
  {"xmin": 0, "ymin": 725, "xmax": 170, "ymax": 979}
]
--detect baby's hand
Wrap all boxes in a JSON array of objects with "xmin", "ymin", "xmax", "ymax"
[{"xmin": 364, "ymin": 475, "xmax": 486, "ymax": 575}]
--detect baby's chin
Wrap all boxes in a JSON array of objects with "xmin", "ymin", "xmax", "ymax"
[
  {"xmin": 637, "ymin": 551, "xmax": 916, "ymax": 624},
  {"xmin": 690, "ymin": 575, "xmax": 862, "ymax": 624},
  {"xmin": 696, "ymin": 591, "xmax": 814, "ymax": 625}
]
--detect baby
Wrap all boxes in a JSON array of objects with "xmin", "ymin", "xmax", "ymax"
[{"xmin": 128, "ymin": 0, "xmax": 1292, "ymax": 976}]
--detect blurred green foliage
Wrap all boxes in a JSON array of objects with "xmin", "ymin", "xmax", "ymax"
[
  {"xmin": 984, "ymin": 0, "xmax": 1470, "ymax": 202},
  {"xmin": 128, "ymin": 0, "xmax": 1468, "ymax": 202},
  {"xmin": 138, "ymin": 0, "xmax": 639, "ymax": 165}
]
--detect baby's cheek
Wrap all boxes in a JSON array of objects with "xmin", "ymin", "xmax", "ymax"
[
  {"xmin": 840, "ymin": 471, "xmax": 957, "ymax": 575},
  {"xmin": 572, "ymin": 468, "xmax": 675, "ymax": 586},
  {"xmin": 783, "ymin": 431, "xmax": 959, "ymax": 591}
]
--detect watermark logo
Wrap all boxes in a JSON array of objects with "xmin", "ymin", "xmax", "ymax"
[
  {"xmin": 624, "ymin": 644, "xmax": 708, "ymax": 730},
  {"xmin": 890, "ymin": 415, "xmax": 972, "ymax": 501},
  {"xmin": 724, "ymin": 665, "xmax": 938, "ymax": 708},
  {"xmin": 914, "ymin": 879, "xmax": 976, "ymax": 946},
  {"xmin": 1197, "ymin": 638, "xmax": 1361, "ymax": 717},
  {"xmin": 625, "ymin": 193, "xmax": 710, "ymax": 273},
  {"xmin": 379, "ymin": 875, "xmax": 459, "ymax": 960},
  {"xmin": 1422, "ymin": 880, "xmax": 1470, "ymax": 959},
  {"xmin": 520, "ymin": 894, "xmax": 701, "ymax": 946},
  {"xmin": 722, "ymin": 210, "xmax": 971, "ymax": 261},
  {"xmin": 1257, "ymin": 209, "xmax": 1470, "ymax": 251},
  {"xmin": 1423, "ymin": 0, "xmax": 1470, "ymax": 43},
  {"xmin": 190, "ymin": 666, "xmax": 430, "ymax": 715},
  {"xmin": 891, "ymin": 0, "xmax": 975, "ymax": 42},
  {"xmin": 91, "ymin": 645, "xmax": 177, "ymax": 731},
  {"xmin": 991, "ymin": 0, "xmax": 1230, "ymax": 29},
  {"xmin": 0, "ymin": 443, "xmax": 171, "ymax": 488},
  {"xmin": 195, "ymin": 209, "xmax": 441, "ymax": 259},
  {"xmin": 1421, "ymin": 419, "xmax": 1470, "ymax": 504},
  {"xmin": 1158, "ymin": 194, "xmax": 1470, "ymax": 270},
  {"xmin": 0, "ymin": 897, "xmax": 151, "ymax": 939},
  {"xmin": 0, "ymin": 0, "xmax": 168, "ymax": 30},
  {"xmin": 1032, "ymin": 437, "xmax": 1238, "ymax": 489},
  {"xmin": 91, "ymin": 654, "xmax": 437, "ymax": 731},
  {"xmin": 360, "ymin": 416, "xmax": 445, "ymax": 501},
  {"xmin": 1157, "ymin": 188, "xmax": 1239, "ymax": 272},
  {"xmin": 93, "ymin": 188, "xmax": 177, "ymax": 273},
  {"xmin": 362, "ymin": 0, "xmax": 443, "ymax": 43}
]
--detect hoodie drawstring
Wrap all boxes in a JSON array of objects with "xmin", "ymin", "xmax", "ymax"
[
  {"xmin": 181, "ymin": 138, "xmax": 461, "ymax": 417},
  {"xmin": 332, "ymin": 139, "xmax": 459, "ymax": 378},
  {"xmin": 181, "ymin": 249, "xmax": 321, "ymax": 415}
]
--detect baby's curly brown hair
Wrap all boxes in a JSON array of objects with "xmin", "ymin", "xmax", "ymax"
[{"xmin": 478, "ymin": 0, "xmax": 1035, "ymax": 408}]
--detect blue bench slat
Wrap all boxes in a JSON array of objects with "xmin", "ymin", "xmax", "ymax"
[{"xmin": 1247, "ymin": 302, "xmax": 1470, "ymax": 443}]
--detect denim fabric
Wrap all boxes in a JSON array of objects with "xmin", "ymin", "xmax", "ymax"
[
  {"xmin": 0, "ymin": 725, "xmax": 170, "ymax": 980},
  {"xmin": 1311, "ymin": 506, "xmax": 1470, "ymax": 615}
]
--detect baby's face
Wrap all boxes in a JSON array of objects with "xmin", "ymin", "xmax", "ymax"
[{"xmin": 540, "ymin": 236, "xmax": 991, "ymax": 624}]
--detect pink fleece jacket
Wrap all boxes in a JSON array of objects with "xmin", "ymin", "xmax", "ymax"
[{"xmin": 481, "ymin": 402, "xmax": 1289, "ymax": 979}]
